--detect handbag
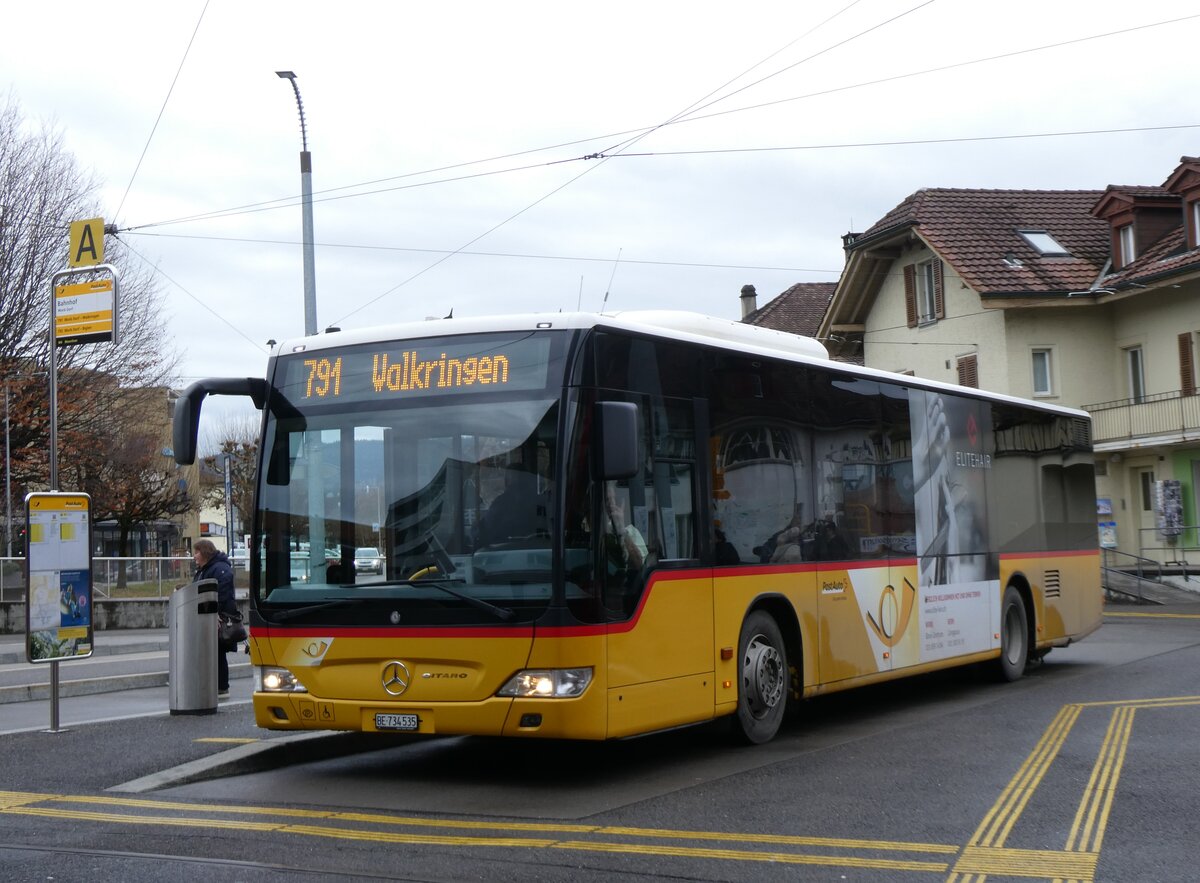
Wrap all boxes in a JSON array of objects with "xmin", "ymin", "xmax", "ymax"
[{"xmin": 218, "ymin": 611, "xmax": 248, "ymax": 645}]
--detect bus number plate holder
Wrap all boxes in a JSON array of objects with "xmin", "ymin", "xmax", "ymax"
[{"xmin": 375, "ymin": 713, "xmax": 420, "ymax": 731}]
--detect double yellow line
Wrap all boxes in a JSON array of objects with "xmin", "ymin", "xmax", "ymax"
[
  {"xmin": 4, "ymin": 693, "xmax": 1198, "ymax": 879},
  {"xmin": 949, "ymin": 696, "xmax": 1200, "ymax": 883}
]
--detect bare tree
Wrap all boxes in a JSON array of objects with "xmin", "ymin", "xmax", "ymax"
[{"xmin": 0, "ymin": 96, "xmax": 181, "ymax": 552}]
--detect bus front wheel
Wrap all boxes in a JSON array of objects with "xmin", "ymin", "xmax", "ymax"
[
  {"xmin": 996, "ymin": 585, "xmax": 1029, "ymax": 682},
  {"xmin": 734, "ymin": 611, "xmax": 787, "ymax": 744}
]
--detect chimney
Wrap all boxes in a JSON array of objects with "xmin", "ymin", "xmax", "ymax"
[{"xmin": 739, "ymin": 284, "xmax": 758, "ymax": 320}]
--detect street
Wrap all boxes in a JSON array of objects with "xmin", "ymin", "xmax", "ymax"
[{"xmin": 0, "ymin": 606, "xmax": 1197, "ymax": 882}]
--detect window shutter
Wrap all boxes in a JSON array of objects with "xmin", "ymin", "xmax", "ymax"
[
  {"xmin": 957, "ymin": 354, "xmax": 979, "ymax": 388},
  {"xmin": 904, "ymin": 265, "xmax": 917, "ymax": 328},
  {"xmin": 1180, "ymin": 332, "xmax": 1196, "ymax": 397},
  {"xmin": 933, "ymin": 259, "xmax": 945, "ymax": 319}
]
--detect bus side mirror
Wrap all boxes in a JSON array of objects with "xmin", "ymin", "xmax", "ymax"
[
  {"xmin": 596, "ymin": 401, "xmax": 640, "ymax": 480},
  {"xmin": 172, "ymin": 377, "xmax": 269, "ymax": 465}
]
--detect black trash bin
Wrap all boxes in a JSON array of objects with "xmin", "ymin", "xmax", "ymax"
[{"xmin": 168, "ymin": 577, "xmax": 218, "ymax": 715}]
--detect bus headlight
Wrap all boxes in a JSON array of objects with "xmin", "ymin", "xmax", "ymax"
[
  {"xmin": 497, "ymin": 667, "xmax": 592, "ymax": 698},
  {"xmin": 255, "ymin": 666, "xmax": 308, "ymax": 693}
]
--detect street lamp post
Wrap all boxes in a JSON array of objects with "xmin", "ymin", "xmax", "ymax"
[{"xmin": 276, "ymin": 70, "xmax": 318, "ymax": 337}]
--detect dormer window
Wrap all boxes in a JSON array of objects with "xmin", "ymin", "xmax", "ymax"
[
  {"xmin": 1118, "ymin": 224, "xmax": 1136, "ymax": 265},
  {"xmin": 1018, "ymin": 230, "xmax": 1069, "ymax": 256},
  {"xmin": 1191, "ymin": 200, "xmax": 1200, "ymax": 250}
]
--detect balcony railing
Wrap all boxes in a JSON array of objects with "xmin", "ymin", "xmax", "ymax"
[{"xmin": 1082, "ymin": 389, "xmax": 1200, "ymax": 446}]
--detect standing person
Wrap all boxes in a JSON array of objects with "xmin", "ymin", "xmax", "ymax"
[{"xmin": 192, "ymin": 539, "xmax": 237, "ymax": 700}]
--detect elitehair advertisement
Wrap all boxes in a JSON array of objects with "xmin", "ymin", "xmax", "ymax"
[{"xmin": 908, "ymin": 389, "xmax": 998, "ymax": 664}]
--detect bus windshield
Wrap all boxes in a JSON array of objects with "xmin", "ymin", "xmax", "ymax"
[{"xmin": 254, "ymin": 331, "xmax": 567, "ymax": 624}]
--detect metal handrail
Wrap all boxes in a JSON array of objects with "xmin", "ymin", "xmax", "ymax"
[
  {"xmin": 0, "ymin": 556, "xmax": 194, "ymax": 603},
  {"xmin": 1102, "ymin": 547, "xmax": 1165, "ymax": 584}
]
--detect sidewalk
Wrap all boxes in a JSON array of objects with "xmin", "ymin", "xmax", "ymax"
[{"xmin": 0, "ymin": 627, "xmax": 252, "ymax": 733}]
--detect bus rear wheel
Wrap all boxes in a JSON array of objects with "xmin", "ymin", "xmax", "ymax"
[
  {"xmin": 996, "ymin": 585, "xmax": 1029, "ymax": 682},
  {"xmin": 734, "ymin": 610, "xmax": 787, "ymax": 744}
]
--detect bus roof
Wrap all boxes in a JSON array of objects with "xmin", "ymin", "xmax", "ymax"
[
  {"xmin": 277, "ymin": 310, "xmax": 829, "ymax": 360},
  {"xmin": 273, "ymin": 310, "xmax": 1088, "ymax": 420}
]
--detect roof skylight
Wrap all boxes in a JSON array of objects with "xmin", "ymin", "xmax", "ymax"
[{"xmin": 1018, "ymin": 230, "xmax": 1070, "ymax": 256}]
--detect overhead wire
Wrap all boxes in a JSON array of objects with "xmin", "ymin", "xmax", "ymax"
[
  {"xmin": 118, "ymin": 120, "xmax": 1200, "ymax": 227},
  {"xmin": 119, "ymin": 9, "xmax": 1198, "ymax": 236},
  {"xmin": 102, "ymin": 5, "xmax": 1200, "ymax": 351},
  {"xmin": 330, "ymin": 0, "xmax": 921, "ymax": 324},
  {"xmin": 113, "ymin": 0, "xmax": 210, "ymax": 221},
  {"xmin": 112, "ymin": 237, "xmax": 270, "ymax": 356},
  {"xmin": 121, "ymin": 230, "xmax": 833, "ymax": 273},
  {"xmin": 667, "ymin": 11, "xmax": 1200, "ymax": 131}
]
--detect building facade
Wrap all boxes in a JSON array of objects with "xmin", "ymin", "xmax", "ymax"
[{"xmin": 814, "ymin": 158, "xmax": 1200, "ymax": 563}]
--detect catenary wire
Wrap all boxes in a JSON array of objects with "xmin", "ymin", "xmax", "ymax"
[
  {"xmin": 119, "ymin": 11, "xmax": 1195, "ymax": 235},
  {"xmin": 121, "ymin": 230, "xmax": 833, "ymax": 274},
  {"xmin": 118, "ymin": 120, "xmax": 1200, "ymax": 232},
  {"xmin": 113, "ymin": 0, "xmax": 210, "ymax": 222},
  {"xmin": 112, "ymin": 238, "xmax": 269, "ymax": 356},
  {"xmin": 329, "ymin": 0, "xmax": 953, "ymax": 324}
]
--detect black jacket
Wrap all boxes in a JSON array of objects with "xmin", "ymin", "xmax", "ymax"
[{"xmin": 196, "ymin": 551, "xmax": 238, "ymax": 616}]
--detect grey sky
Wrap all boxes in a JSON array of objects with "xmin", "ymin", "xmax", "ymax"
[{"xmin": 4, "ymin": 0, "xmax": 1198, "ymax": 433}]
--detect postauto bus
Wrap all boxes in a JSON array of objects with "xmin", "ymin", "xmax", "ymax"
[{"xmin": 173, "ymin": 311, "xmax": 1101, "ymax": 744}]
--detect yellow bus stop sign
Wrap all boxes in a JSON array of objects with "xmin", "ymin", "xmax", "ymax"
[{"xmin": 68, "ymin": 217, "xmax": 105, "ymax": 267}]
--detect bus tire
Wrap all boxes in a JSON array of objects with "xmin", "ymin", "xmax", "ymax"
[
  {"xmin": 996, "ymin": 585, "xmax": 1029, "ymax": 682},
  {"xmin": 734, "ymin": 610, "xmax": 788, "ymax": 744}
]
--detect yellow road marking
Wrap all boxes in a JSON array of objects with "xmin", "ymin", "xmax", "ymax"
[
  {"xmin": 1067, "ymin": 704, "xmax": 1133, "ymax": 856},
  {"xmin": 548, "ymin": 839, "xmax": 949, "ymax": 872},
  {"xmin": 953, "ymin": 845, "xmax": 1097, "ymax": 879},
  {"xmin": 0, "ymin": 789, "xmax": 954, "ymax": 871},
  {"xmin": 968, "ymin": 704, "xmax": 1081, "ymax": 850},
  {"xmin": 4, "ymin": 695, "xmax": 1199, "ymax": 877},
  {"xmin": 595, "ymin": 824, "xmax": 958, "ymax": 853},
  {"xmin": 949, "ymin": 696, "xmax": 1200, "ymax": 883}
]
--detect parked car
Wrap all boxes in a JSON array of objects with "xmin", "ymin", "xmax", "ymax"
[{"xmin": 354, "ymin": 547, "xmax": 382, "ymax": 574}]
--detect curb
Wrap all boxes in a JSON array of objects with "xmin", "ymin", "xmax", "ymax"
[
  {"xmin": 109, "ymin": 730, "xmax": 414, "ymax": 793},
  {"xmin": 0, "ymin": 640, "xmax": 168, "ymax": 667}
]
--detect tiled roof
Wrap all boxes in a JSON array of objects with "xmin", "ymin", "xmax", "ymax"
[
  {"xmin": 744, "ymin": 282, "xmax": 836, "ymax": 337},
  {"xmin": 1102, "ymin": 227, "xmax": 1200, "ymax": 287},
  {"xmin": 854, "ymin": 189, "xmax": 1113, "ymax": 294}
]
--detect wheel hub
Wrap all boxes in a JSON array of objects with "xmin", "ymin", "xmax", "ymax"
[{"xmin": 743, "ymin": 634, "xmax": 784, "ymax": 717}]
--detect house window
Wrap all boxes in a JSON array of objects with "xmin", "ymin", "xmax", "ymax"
[
  {"xmin": 916, "ymin": 260, "xmax": 938, "ymax": 323},
  {"xmin": 1180, "ymin": 332, "xmax": 1196, "ymax": 397},
  {"xmin": 956, "ymin": 353, "xmax": 979, "ymax": 389},
  {"xmin": 1118, "ymin": 224, "xmax": 1136, "ymax": 266},
  {"xmin": 904, "ymin": 259, "xmax": 944, "ymax": 327},
  {"xmin": 1032, "ymin": 348, "xmax": 1053, "ymax": 396},
  {"xmin": 1192, "ymin": 201, "xmax": 1200, "ymax": 249},
  {"xmin": 1126, "ymin": 346, "xmax": 1145, "ymax": 403}
]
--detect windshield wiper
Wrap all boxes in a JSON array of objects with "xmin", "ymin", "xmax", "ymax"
[
  {"xmin": 273, "ymin": 598, "xmax": 361, "ymax": 621},
  {"xmin": 389, "ymin": 578, "xmax": 516, "ymax": 622}
]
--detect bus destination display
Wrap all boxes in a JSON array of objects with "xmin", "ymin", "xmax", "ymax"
[{"xmin": 283, "ymin": 334, "xmax": 554, "ymax": 405}]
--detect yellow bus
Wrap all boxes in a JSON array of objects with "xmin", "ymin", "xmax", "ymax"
[{"xmin": 173, "ymin": 311, "xmax": 1102, "ymax": 744}]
